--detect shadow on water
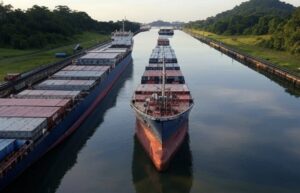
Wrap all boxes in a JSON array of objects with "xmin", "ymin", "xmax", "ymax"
[
  {"xmin": 240, "ymin": 60, "xmax": 300, "ymax": 97},
  {"xmin": 132, "ymin": 134, "xmax": 193, "ymax": 193},
  {"xmin": 255, "ymin": 68, "xmax": 300, "ymax": 98},
  {"xmin": 217, "ymin": 48, "xmax": 300, "ymax": 98},
  {"xmin": 4, "ymin": 62, "xmax": 134, "ymax": 193}
]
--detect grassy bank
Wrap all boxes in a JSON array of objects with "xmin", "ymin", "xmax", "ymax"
[
  {"xmin": 0, "ymin": 32, "xmax": 110, "ymax": 81},
  {"xmin": 186, "ymin": 29, "xmax": 300, "ymax": 76}
]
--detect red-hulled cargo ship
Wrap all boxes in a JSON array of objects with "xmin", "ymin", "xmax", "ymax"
[{"xmin": 131, "ymin": 37, "xmax": 193, "ymax": 171}]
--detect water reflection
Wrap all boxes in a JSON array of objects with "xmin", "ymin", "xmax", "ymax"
[
  {"xmin": 219, "ymin": 52, "xmax": 300, "ymax": 98},
  {"xmin": 132, "ymin": 134, "xmax": 193, "ymax": 193},
  {"xmin": 4, "ymin": 62, "xmax": 134, "ymax": 193}
]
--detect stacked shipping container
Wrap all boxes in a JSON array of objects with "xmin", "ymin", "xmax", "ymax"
[
  {"xmin": 0, "ymin": 98, "xmax": 71, "ymax": 108},
  {"xmin": 149, "ymin": 46, "xmax": 177, "ymax": 63},
  {"xmin": 35, "ymin": 80, "xmax": 96, "ymax": 91},
  {"xmin": 15, "ymin": 90, "xmax": 81, "ymax": 100},
  {"xmin": 62, "ymin": 65, "xmax": 110, "ymax": 72},
  {"xmin": 146, "ymin": 63, "xmax": 180, "ymax": 70},
  {"xmin": 0, "ymin": 118, "xmax": 47, "ymax": 139}
]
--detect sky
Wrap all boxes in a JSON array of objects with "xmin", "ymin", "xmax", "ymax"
[{"xmin": 3, "ymin": 0, "xmax": 300, "ymax": 23}]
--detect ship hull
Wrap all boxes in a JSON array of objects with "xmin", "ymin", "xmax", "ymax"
[
  {"xmin": 0, "ymin": 52, "xmax": 133, "ymax": 191},
  {"xmin": 134, "ymin": 110, "xmax": 190, "ymax": 171}
]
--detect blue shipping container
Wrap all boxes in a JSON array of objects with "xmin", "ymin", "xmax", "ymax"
[{"xmin": 0, "ymin": 139, "xmax": 16, "ymax": 161}]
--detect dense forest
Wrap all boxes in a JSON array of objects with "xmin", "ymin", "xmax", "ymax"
[
  {"xmin": 263, "ymin": 7, "xmax": 300, "ymax": 54},
  {"xmin": 0, "ymin": 3, "xmax": 140, "ymax": 49},
  {"xmin": 186, "ymin": 0, "xmax": 295, "ymax": 35},
  {"xmin": 186, "ymin": 0, "xmax": 299, "ymax": 54},
  {"xmin": 149, "ymin": 20, "xmax": 185, "ymax": 27}
]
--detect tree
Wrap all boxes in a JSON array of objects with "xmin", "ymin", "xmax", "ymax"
[
  {"xmin": 186, "ymin": 0, "xmax": 295, "ymax": 35},
  {"xmin": 0, "ymin": 3, "xmax": 140, "ymax": 49}
]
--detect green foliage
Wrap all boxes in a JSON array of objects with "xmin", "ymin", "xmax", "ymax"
[
  {"xmin": 187, "ymin": 29, "xmax": 300, "ymax": 75},
  {"xmin": 0, "ymin": 3, "xmax": 140, "ymax": 49},
  {"xmin": 186, "ymin": 0, "xmax": 299, "ymax": 55},
  {"xmin": 265, "ymin": 7, "xmax": 300, "ymax": 54},
  {"xmin": 0, "ymin": 32, "xmax": 109, "ymax": 80},
  {"xmin": 186, "ymin": 0, "xmax": 295, "ymax": 35}
]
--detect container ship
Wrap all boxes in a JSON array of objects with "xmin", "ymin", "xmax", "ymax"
[
  {"xmin": 131, "ymin": 37, "xmax": 193, "ymax": 171},
  {"xmin": 0, "ymin": 29, "xmax": 133, "ymax": 190},
  {"xmin": 140, "ymin": 25, "xmax": 151, "ymax": 32},
  {"xmin": 158, "ymin": 28, "xmax": 174, "ymax": 36}
]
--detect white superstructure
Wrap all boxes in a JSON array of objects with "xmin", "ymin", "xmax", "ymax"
[{"xmin": 111, "ymin": 31, "xmax": 134, "ymax": 48}]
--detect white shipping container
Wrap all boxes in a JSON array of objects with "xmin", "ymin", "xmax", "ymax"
[
  {"xmin": 52, "ymin": 71, "xmax": 105, "ymax": 80},
  {"xmin": 77, "ymin": 52, "xmax": 121, "ymax": 66},
  {"xmin": 34, "ymin": 79, "xmax": 96, "ymax": 91},
  {"xmin": 0, "ymin": 117, "xmax": 47, "ymax": 139},
  {"xmin": 15, "ymin": 90, "xmax": 81, "ymax": 100}
]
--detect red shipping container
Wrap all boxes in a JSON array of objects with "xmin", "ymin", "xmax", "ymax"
[
  {"xmin": 16, "ymin": 90, "xmax": 81, "ymax": 100},
  {"xmin": 0, "ymin": 99, "xmax": 71, "ymax": 108},
  {"xmin": 63, "ymin": 65, "xmax": 110, "ymax": 72},
  {"xmin": 0, "ymin": 106, "xmax": 64, "ymax": 125},
  {"xmin": 135, "ymin": 84, "xmax": 190, "ymax": 93},
  {"xmin": 143, "ymin": 70, "xmax": 183, "ymax": 77}
]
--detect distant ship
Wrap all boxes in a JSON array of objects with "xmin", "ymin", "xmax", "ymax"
[
  {"xmin": 158, "ymin": 28, "xmax": 174, "ymax": 36},
  {"xmin": 131, "ymin": 37, "xmax": 193, "ymax": 171},
  {"xmin": 140, "ymin": 25, "xmax": 152, "ymax": 32}
]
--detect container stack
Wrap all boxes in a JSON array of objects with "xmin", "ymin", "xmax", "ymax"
[
  {"xmin": 0, "ymin": 118, "xmax": 47, "ymax": 140},
  {"xmin": 0, "ymin": 106, "xmax": 63, "ymax": 125},
  {"xmin": 35, "ymin": 80, "xmax": 96, "ymax": 91},
  {"xmin": 93, "ymin": 48, "xmax": 127, "ymax": 54},
  {"xmin": 141, "ymin": 70, "xmax": 185, "ymax": 84},
  {"xmin": 135, "ymin": 84, "xmax": 190, "ymax": 94},
  {"xmin": 0, "ymin": 98, "xmax": 71, "ymax": 108},
  {"xmin": 62, "ymin": 65, "xmax": 110, "ymax": 72},
  {"xmin": 52, "ymin": 65, "xmax": 110, "ymax": 81},
  {"xmin": 0, "ymin": 102, "xmax": 62, "ymax": 140},
  {"xmin": 75, "ymin": 44, "xmax": 129, "ymax": 67},
  {"xmin": 77, "ymin": 52, "xmax": 121, "ymax": 66},
  {"xmin": 15, "ymin": 90, "xmax": 81, "ymax": 100},
  {"xmin": 0, "ymin": 99, "xmax": 73, "ymax": 141},
  {"xmin": 52, "ymin": 71, "xmax": 105, "ymax": 80},
  {"xmin": 149, "ymin": 46, "xmax": 177, "ymax": 63},
  {"xmin": 146, "ymin": 63, "xmax": 180, "ymax": 70}
]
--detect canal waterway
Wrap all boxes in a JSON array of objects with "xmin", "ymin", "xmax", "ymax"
[{"xmin": 6, "ymin": 29, "xmax": 300, "ymax": 193}]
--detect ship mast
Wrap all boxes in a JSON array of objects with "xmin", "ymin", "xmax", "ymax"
[
  {"xmin": 162, "ymin": 54, "xmax": 166, "ymax": 99},
  {"xmin": 122, "ymin": 18, "xmax": 125, "ymax": 32},
  {"xmin": 161, "ymin": 47, "xmax": 166, "ymax": 112}
]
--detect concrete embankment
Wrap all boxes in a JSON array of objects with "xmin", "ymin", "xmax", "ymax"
[{"xmin": 185, "ymin": 30, "xmax": 300, "ymax": 89}]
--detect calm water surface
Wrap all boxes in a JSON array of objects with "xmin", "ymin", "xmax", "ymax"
[{"xmin": 6, "ymin": 29, "xmax": 300, "ymax": 193}]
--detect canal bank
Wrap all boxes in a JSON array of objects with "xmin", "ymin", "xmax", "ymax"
[{"xmin": 184, "ymin": 30, "xmax": 300, "ymax": 89}]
